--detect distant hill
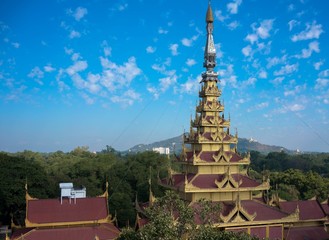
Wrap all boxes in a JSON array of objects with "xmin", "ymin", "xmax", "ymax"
[{"xmin": 126, "ymin": 135, "xmax": 291, "ymax": 154}]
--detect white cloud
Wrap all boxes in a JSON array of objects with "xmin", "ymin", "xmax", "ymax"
[
  {"xmin": 28, "ymin": 67, "xmax": 44, "ymax": 85},
  {"xmin": 247, "ymin": 102, "xmax": 269, "ymax": 112},
  {"xmin": 295, "ymin": 41, "xmax": 320, "ymax": 59},
  {"xmin": 66, "ymin": 60, "xmax": 88, "ymax": 76},
  {"xmin": 118, "ymin": 3, "xmax": 128, "ymax": 11},
  {"xmin": 181, "ymin": 35, "xmax": 198, "ymax": 47},
  {"xmin": 245, "ymin": 19, "xmax": 274, "ymax": 45},
  {"xmin": 101, "ymin": 40, "xmax": 111, "ymax": 57},
  {"xmin": 242, "ymin": 77, "xmax": 257, "ymax": 86},
  {"xmin": 111, "ymin": 89, "xmax": 141, "ymax": 107},
  {"xmin": 318, "ymin": 69, "xmax": 329, "ymax": 78},
  {"xmin": 245, "ymin": 34, "xmax": 258, "ymax": 44},
  {"xmin": 266, "ymin": 55, "xmax": 287, "ymax": 69},
  {"xmin": 71, "ymin": 53, "xmax": 81, "ymax": 62},
  {"xmin": 274, "ymin": 63, "xmax": 298, "ymax": 76},
  {"xmin": 214, "ymin": 10, "xmax": 228, "ymax": 22},
  {"xmin": 284, "ymin": 84, "xmax": 306, "ymax": 96},
  {"xmin": 12, "ymin": 42, "xmax": 20, "ymax": 48},
  {"xmin": 152, "ymin": 58, "xmax": 171, "ymax": 74},
  {"xmin": 180, "ymin": 76, "xmax": 201, "ymax": 94},
  {"xmin": 100, "ymin": 56, "xmax": 141, "ymax": 92},
  {"xmin": 287, "ymin": 4, "xmax": 295, "ymax": 11},
  {"xmin": 146, "ymin": 46, "xmax": 156, "ymax": 53},
  {"xmin": 81, "ymin": 92, "xmax": 95, "ymax": 105},
  {"xmin": 288, "ymin": 20, "xmax": 299, "ymax": 31},
  {"xmin": 227, "ymin": 21, "xmax": 240, "ymax": 30},
  {"xmin": 150, "ymin": 58, "xmax": 179, "ymax": 96},
  {"xmin": 271, "ymin": 76, "xmax": 285, "ymax": 85},
  {"xmin": 186, "ymin": 58, "xmax": 196, "ymax": 67},
  {"xmin": 257, "ymin": 41, "xmax": 271, "ymax": 55},
  {"xmin": 159, "ymin": 74, "xmax": 177, "ymax": 92},
  {"xmin": 242, "ymin": 45, "xmax": 252, "ymax": 57},
  {"xmin": 158, "ymin": 27, "xmax": 168, "ymax": 34},
  {"xmin": 64, "ymin": 47, "xmax": 74, "ymax": 55},
  {"xmin": 258, "ymin": 69, "xmax": 267, "ymax": 79},
  {"xmin": 219, "ymin": 64, "xmax": 238, "ymax": 88},
  {"xmin": 69, "ymin": 30, "xmax": 81, "ymax": 39},
  {"xmin": 86, "ymin": 73, "xmax": 101, "ymax": 93},
  {"xmin": 147, "ymin": 86, "xmax": 159, "ymax": 100},
  {"xmin": 169, "ymin": 43, "xmax": 179, "ymax": 56},
  {"xmin": 287, "ymin": 103, "xmax": 305, "ymax": 112},
  {"xmin": 313, "ymin": 60, "xmax": 324, "ymax": 70},
  {"xmin": 44, "ymin": 64, "xmax": 56, "ymax": 72},
  {"xmin": 56, "ymin": 68, "xmax": 70, "ymax": 92},
  {"xmin": 291, "ymin": 21, "xmax": 323, "ymax": 42},
  {"xmin": 227, "ymin": 0, "xmax": 242, "ymax": 14},
  {"xmin": 255, "ymin": 19, "xmax": 274, "ymax": 39},
  {"xmin": 73, "ymin": 7, "xmax": 88, "ymax": 21}
]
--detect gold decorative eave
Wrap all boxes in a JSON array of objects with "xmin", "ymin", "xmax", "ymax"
[
  {"xmin": 215, "ymin": 175, "xmax": 241, "ymax": 189},
  {"xmin": 25, "ymin": 214, "xmax": 114, "ymax": 228},
  {"xmin": 212, "ymin": 217, "xmax": 295, "ymax": 228},
  {"xmin": 220, "ymin": 198, "xmax": 257, "ymax": 223},
  {"xmin": 178, "ymin": 161, "xmax": 250, "ymax": 166},
  {"xmin": 212, "ymin": 151, "xmax": 230, "ymax": 162},
  {"xmin": 182, "ymin": 185, "xmax": 270, "ymax": 193}
]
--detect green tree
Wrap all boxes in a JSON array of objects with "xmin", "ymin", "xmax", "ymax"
[{"xmin": 0, "ymin": 153, "xmax": 51, "ymax": 225}]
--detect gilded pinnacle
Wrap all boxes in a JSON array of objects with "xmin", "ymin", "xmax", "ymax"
[{"xmin": 206, "ymin": 4, "xmax": 214, "ymax": 23}]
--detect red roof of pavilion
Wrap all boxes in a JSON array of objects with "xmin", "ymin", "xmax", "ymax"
[
  {"xmin": 27, "ymin": 197, "xmax": 109, "ymax": 224},
  {"xmin": 279, "ymin": 199, "xmax": 326, "ymax": 220},
  {"xmin": 185, "ymin": 151, "xmax": 244, "ymax": 163},
  {"xmin": 11, "ymin": 223, "xmax": 120, "ymax": 240},
  {"xmin": 190, "ymin": 199, "xmax": 290, "ymax": 224},
  {"xmin": 284, "ymin": 226, "xmax": 329, "ymax": 240},
  {"xmin": 321, "ymin": 202, "xmax": 329, "ymax": 215},
  {"xmin": 240, "ymin": 200, "xmax": 289, "ymax": 221},
  {"xmin": 192, "ymin": 174, "xmax": 262, "ymax": 189},
  {"xmin": 202, "ymin": 132, "xmax": 233, "ymax": 141},
  {"xmin": 162, "ymin": 173, "xmax": 262, "ymax": 190}
]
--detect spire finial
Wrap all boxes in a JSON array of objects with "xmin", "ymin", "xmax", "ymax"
[{"xmin": 206, "ymin": 2, "xmax": 214, "ymax": 23}]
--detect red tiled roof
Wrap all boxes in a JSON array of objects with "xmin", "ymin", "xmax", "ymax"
[
  {"xmin": 203, "ymin": 132, "xmax": 233, "ymax": 141},
  {"xmin": 192, "ymin": 200, "xmax": 289, "ymax": 223},
  {"xmin": 280, "ymin": 200, "xmax": 326, "ymax": 220},
  {"xmin": 232, "ymin": 175, "xmax": 261, "ymax": 188},
  {"xmin": 164, "ymin": 173, "xmax": 262, "ymax": 190},
  {"xmin": 191, "ymin": 174, "xmax": 222, "ymax": 188},
  {"xmin": 240, "ymin": 200, "xmax": 289, "ymax": 221},
  {"xmin": 161, "ymin": 173, "xmax": 196, "ymax": 188},
  {"xmin": 284, "ymin": 226, "xmax": 329, "ymax": 240},
  {"xmin": 27, "ymin": 197, "xmax": 108, "ymax": 224},
  {"xmin": 190, "ymin": 174, "xmax": 262, "ymax": 189},
  {"xmin": 11, "ymin": 223, "xmax": 120, "ymax": 240},
  {"xmin": 186, "ymin": 151, "xmax": 243, "ymax": 163},
  {"xmin": 321, "ymin": 202, "xmax": 329, "ymax": 215}
]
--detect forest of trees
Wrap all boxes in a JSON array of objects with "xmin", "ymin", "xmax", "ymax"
[{"xmin": 1, "ymin": 147, "xmax": 329, "ymax": 237}]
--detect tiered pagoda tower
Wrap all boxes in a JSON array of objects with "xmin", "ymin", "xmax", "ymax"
[
  {"xmin": 156, "ymin": 4, "xmax": 329, "ymax": 239},
  {"xmin": 160, "ymin": 4, "xmax": 269, "ymax": 203}
]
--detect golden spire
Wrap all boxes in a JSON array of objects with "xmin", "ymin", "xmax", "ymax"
[{"xmin": 206, "ymin": 1, "xmax": 214, "ymax": 23}]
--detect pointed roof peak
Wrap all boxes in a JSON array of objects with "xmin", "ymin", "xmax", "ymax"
[{"xmin": 206, "ymin": 1, "xmax": 214, "ymax": 23}]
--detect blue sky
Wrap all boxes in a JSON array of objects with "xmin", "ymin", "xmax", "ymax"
[{"xmin": 1, "ymin": 0, "xmax": 329, "ymax": 153}]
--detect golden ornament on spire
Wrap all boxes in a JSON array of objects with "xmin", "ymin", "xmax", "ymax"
[{"xmin": 206, "ymin": 2, "xmax": 214, "ymax": 23}]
